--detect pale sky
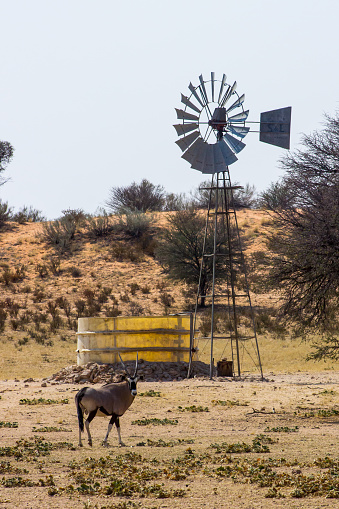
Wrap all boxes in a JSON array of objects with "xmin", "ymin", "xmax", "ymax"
[{"xmin": 0, "ymin": 0, "xmax": 338, "ymax": 219}]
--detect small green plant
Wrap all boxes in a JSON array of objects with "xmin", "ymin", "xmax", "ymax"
[
  {"xmin": 136, "ymin": 438, "xmax": 194, "ymax": 447},
  {"xmin": 19, "ymin": 398, "xmax": 69, "ymax": 405},
  {"xmin": 131, "ymin": 418, "xmax": 178, "ymax": 426},
  {"xmin": 32, "ymin": 426, "xmax": 71, "ymax": 432},
  {"xmin": 139, "ymin": 389, "xmax": 161, "ymax": 397},
  {"xmin": 264, "ymin": 426, "xmax": 299, "ymax": 433},
  {"xmin": 212, "ymin": 399, "xmax": 249, "ymax": 407},
  {"xmin": 0, "ymin": 421, "xmax": 18, "ymax": 428},
  {"xmin": 178, "ymin": 405, "xmax": 209, "ymax": 412}
]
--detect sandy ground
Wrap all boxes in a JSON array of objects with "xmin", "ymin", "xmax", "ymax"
[{"xmin": 1, "ymin": 371, "xmax": 339, "ymax": 508}]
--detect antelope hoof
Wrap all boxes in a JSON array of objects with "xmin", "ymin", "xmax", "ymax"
[
  {"xmin": 102, "ymin": 441, "xmax": 108, "ymax": 447},
  {"xmin": 119, "ymin": 441, "xmax": 126, "ymax": 447},
  {"xmin": 78, "ymin": 443, "xmax": 83, "ymax": 448},
  {"xmin": 88, "ymin": 440, "xmax": 92, "ymax": 447}
]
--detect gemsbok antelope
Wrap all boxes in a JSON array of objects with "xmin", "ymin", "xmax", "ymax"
[{"xmin": 75, "ymin": 353, "xmax": 140, "ymax": 447}]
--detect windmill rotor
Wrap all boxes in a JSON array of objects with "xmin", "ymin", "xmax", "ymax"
[{"xmin": 173, "ymin": 74, "xmax": 250, "ymax": 173}]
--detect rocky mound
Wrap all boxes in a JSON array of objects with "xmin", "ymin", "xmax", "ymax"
[{"xmin": 45, "ymin": 359, "xmax": 211, "ymax": 384}]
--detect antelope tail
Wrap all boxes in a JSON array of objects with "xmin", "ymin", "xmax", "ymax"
[{"xmin": 75, "ymin": 387, "xmax": 87, "ymax": 432}]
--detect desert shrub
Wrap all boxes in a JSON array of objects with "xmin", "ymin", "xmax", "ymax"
[
  {"xmin": 106, "ymin": 179, "xmax": 165, "ymax": 213},
  {"xmin": 0, "ymin": 308, "xmax": 7, "ymax": 332},
  {"xmin": 97, "ymin": 287, "xmax": 112, "ymax": 304},
  {"xmin": 129, "ymin": 283, "xmax": 139, "ymax": 295},
  {"xmin": 5, "ymin": 299, "xmax": 20, "ymax": 318},
  {"xmin": 55, "ymin": 296, "xmax": 71, "ymax": 315},
  {"xmin": 60, "ymin": 208, "xmax": 87, "ymax": 226},
  {"xmin": 258, "ymin": 179, "xmax": 296, "ymax": 210},
  {"xmin": 120, "ymin": 292, "xmax": 130, "ymax": 303},
  {"xmin": 32, "ymin": 311, "xmax": 48, "ymax": 327},
  {"xmin": 104, "ymin": 305, "xmax": 121, "ymax": 317},
  {"xmin": 11, "ymin": 206, "xmax": 46, "ymax": 223},
  {"xmin": 136, "ymin": 232, "xmax": 158, "ymax": 256},
  {"xmin": 18, "ymin": 310, "xmax": 32, "ymax": 328},
  {"xmin": 36, "ymin": 263, "xmax": 49, "ymax": 278},
  {"xmin": 68, "ymin": 266, "xmax": 82, "ymax": 278},
  {"xmin": 192, "ymin": 180, "xmax": 257, "ymax": 209},
  {"xmin": 48, "ymin": 257, "xmax": 61, "ymax": 275},
  {"xmin": 128, "ymin": 300, "xmax": 144, "ymax": 316},
  {"xmin": 10, "ymin": 319, "xmax": 19, "ymax": 331},
  {"xmin": 111, "ymin": 243, "xmax": 142, "ymax": 262},
  {"xmin": 0, "ymin": 200, "xmax": 12, "ymax": 228},
  {"xmin": 86, "ymin": 211, "xmax": 113, "ymax": 237},
  {"xmin": 159, "ymin": 291, "xmax": 174, "ymax": 314},
  {"xmin": 114, "ymin": 210, "xmax": 153, "ymax": 239},
  {"xmin": 33, "ymin": 287, "xmax": 45, "ymax": 303},
  {"xmin": 0, "ymin": 265, "xmax": 26, "ymax": 285},
  {"xmin": 75, "ymin": 299, "xmax": 86, "ymax": 317},
  {"xmin": 41, "ymin": 218, "xmax": 76, "ymax": 251},
  {"xmin": 164, "ymin": 192, "xmax": 191, "ymax": 211},
  {"xmin": 49, "ymin": 313, "xmax": 63, "ymax": 333}
]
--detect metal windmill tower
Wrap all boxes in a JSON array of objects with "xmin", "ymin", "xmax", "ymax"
[{"xmin": 173, "ymin": 73, "xmax": 291, "ymax": 379}]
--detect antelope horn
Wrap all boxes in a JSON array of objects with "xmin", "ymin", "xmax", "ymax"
[
  {"xmin": 118, "ymin": 353, "xmax": 131, "ymax": 377},
  {"xmin": 133, "ymin": 353, "xmax": 139, "ymax": 378}
]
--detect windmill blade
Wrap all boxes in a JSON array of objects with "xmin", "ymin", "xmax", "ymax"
[
  {"xmin": 188, "ymin": 82, "xmax": 206, "ymax": 108},
  {"xmin": 228, "ymin": 109, "xmax": 249, "ymax": 122},
  {"xmin": 219, "ymin": 138, "xmax": 238, "ymax": 166},
  {"xmin": 213, "ymin": 143, "xmax": 228, "ymax": 172},
  {"xmin": 211, "ymin": 72, "xmax": 215, "ymax": 102},
  {"xmin": 228, "ymin": 125, "xmax": 250, "ymax": 138},
  {"xmin": 223, "ymin": 133, "xmax": 246, "ymax": 154},
  {"xmin": 201, "ymin": 144, "xmax": 215, "ymax": 174},
  {"xmin": 226, "ymin": 94, "xmax": 245, "ymax": 114},
  {"xmin": 217, "ymin": 74, "xmax": 227, "ymax": 104},
  {"xmin": 220, "ymin": 81, "xmax": 237, "ymax": 107},
  {"xmin": 181, "ymin": 94, "xmax": 201, "ymax": 114},
  {"xmin": 191, "ymin": 140, "xmax": 208, "ymax": 172},
  {"xmin": 199, "ymin": 75, "xmax": 209, "ymax": 105},
  {"xmin": 181, "ymin": 137, "xmax": 203, "ymax": 165},
  {"xmin": 173, "ymin": 123, "xmax": 199, "ymax": 136},
  {"xmin": 219, "ymin": 84, "xmax": 230, "ymax": 107},
  {"xmin": 175, "ymin": 108, "xmax": 199, "ymax": 121},
  {"xmin": 175, "ymin": 130, "xmax": 200, "ymax": 152}
]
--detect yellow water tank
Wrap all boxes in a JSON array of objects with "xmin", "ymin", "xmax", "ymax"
[{"xmin": 76, "ymin": 314, "xmax": 194, "ymax": 366}]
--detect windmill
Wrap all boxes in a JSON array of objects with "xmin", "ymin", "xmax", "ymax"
[{"xmin": 173, "ymin": 73, "xmax": 291, "ymax": 379}]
